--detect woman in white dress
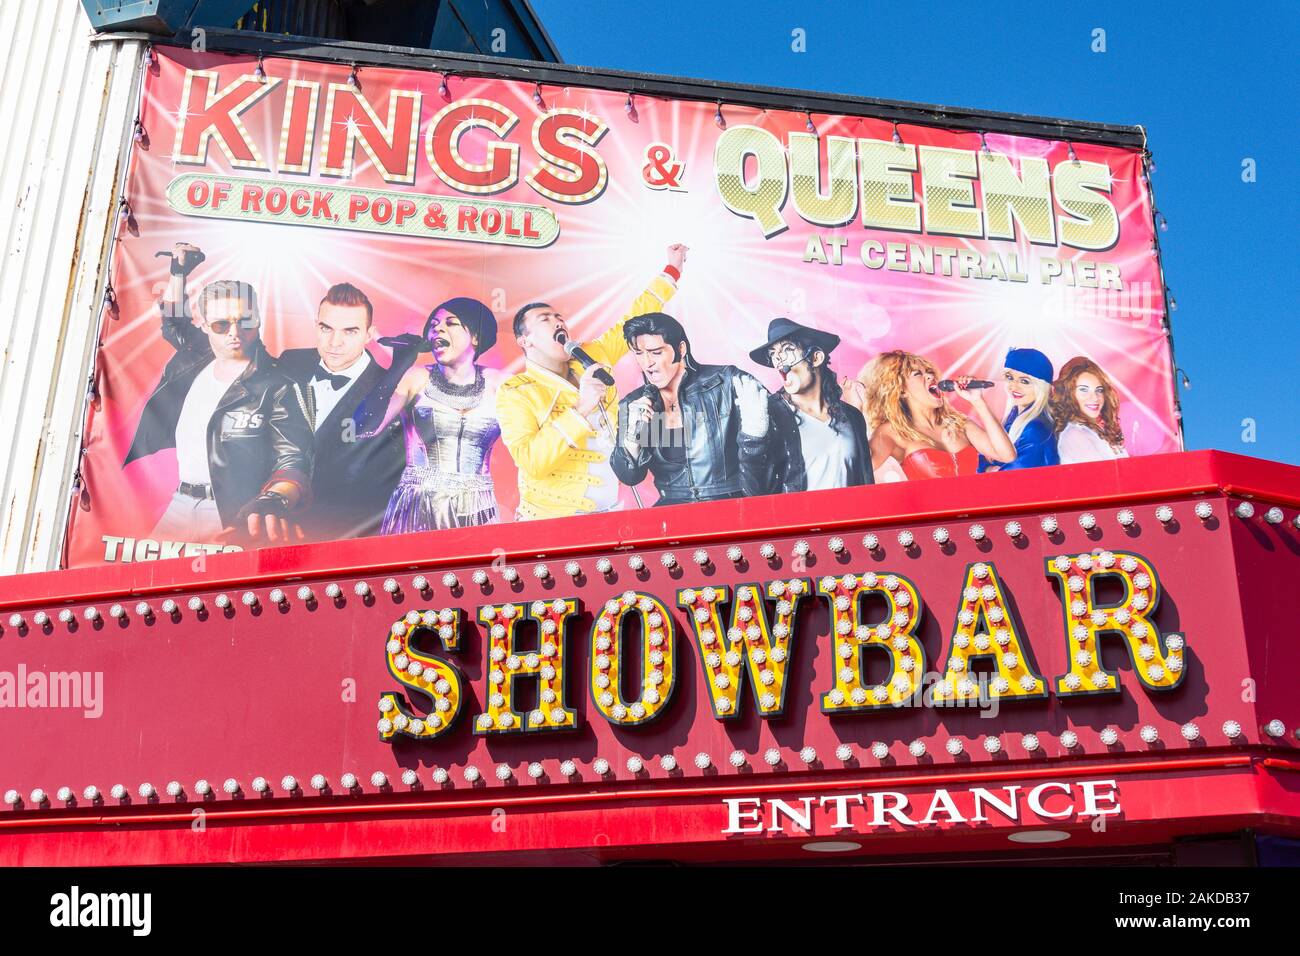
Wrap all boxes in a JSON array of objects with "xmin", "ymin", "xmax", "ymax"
[{"xmin": 1049, "ymin": 356, "xmax": 1129, "ymax": 463}]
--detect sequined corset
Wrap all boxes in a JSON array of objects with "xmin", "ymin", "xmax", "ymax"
[{"xmin": 402, "ymin": 366, "xmax": 500, "ymax": 478}]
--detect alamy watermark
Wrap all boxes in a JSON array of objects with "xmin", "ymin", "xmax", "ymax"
[{"xmin": 0, "ymin": 667, "xmax": 103, "ymax": 718}]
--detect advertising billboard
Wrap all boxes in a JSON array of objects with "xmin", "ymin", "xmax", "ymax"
[{"xmin": 67, "ymin": 47, "xmax": 1178, "ymax": 567}]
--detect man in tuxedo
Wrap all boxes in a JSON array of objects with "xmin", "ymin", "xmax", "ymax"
[{"xmin": 276, "ymin": 283, "xmax": 405, "ymax": 540}]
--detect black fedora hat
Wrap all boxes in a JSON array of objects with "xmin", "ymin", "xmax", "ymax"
[{"xmin": 748, "ymin": 317, "xmax": 841, "ymax": 367}]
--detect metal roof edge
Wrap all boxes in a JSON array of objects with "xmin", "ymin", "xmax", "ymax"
[{"xmin": 109, "ymin": 27, "xmax": 1147, "ymax": 147}]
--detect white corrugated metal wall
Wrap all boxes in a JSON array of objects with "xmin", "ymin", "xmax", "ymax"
[{"xmin": 0, "ymin": 2, "xmax": 143, "ymax": 574}]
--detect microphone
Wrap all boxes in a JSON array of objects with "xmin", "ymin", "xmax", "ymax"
[
  {"xmin": 377, "ymin": 334, "xmax": 432, "ymax": 352},
  {"xmin": 937, "ymin": 379, "xmax": 995, "ymax": 392},
  {"xmin": 555, "ymin": 329, "xmax": 614, "ymax": 386}
]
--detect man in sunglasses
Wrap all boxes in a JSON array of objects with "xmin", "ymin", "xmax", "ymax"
[
  {"xmin": 125, "ymin": 242, "xmax": 313, "ymax": 547},
  {"xmin": 748, "ymin": 317, "xmax": 873, "ymax": 492}
]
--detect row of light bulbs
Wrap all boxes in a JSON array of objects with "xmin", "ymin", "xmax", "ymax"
[
  {"xmin": 152, "ymin": 44, "xmax": 1110, "ymax": 158},
  {"xmin": 3, "ymin": 499, "xmax": 1293, "ymax": 633},
  {"xmin": 4, "ymin": 718, "xmax": 1288, "ymax": 811},
  {"xmin": 139, "ymin": 43, "xmax": 1128, "ymax": 178}
]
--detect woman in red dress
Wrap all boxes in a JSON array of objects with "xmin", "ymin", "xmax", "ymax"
[{"xmin": 858, "ymin": 350, "xmax": 1016, "ymax": 480}]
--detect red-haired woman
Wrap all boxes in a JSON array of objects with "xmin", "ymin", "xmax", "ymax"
[
  {"xmin": 859, "ymin": 350, "xmax": 1015, "ymax": 480},
  {"xmin": 1050, "ymin": 356, "xmax": 1129, "ymax": 463}
]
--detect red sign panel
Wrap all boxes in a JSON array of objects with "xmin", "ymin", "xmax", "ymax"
[{"xmin": 8, "ymin": 453, "xmax": 1300, "ymax": 864}]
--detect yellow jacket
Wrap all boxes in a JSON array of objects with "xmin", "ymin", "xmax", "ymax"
[{"xmin": 497, "ymin": 271, "xmax": 678, "ymax": 520}]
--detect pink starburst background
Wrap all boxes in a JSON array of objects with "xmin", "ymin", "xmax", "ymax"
[{"xmin": 66, "ymin": 49, "xmax": 1176, "ymax": 567}]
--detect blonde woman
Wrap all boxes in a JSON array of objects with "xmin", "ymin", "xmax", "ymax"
[
  {"xmin": 977, "ymin": 348, "xmax": 1059, "ymax": 473},
  {"xmin": 1050, "ymin": 356, "xmax": 1129, "ymax": 463},
  {"xmin": 861, "ymin": 350, "xmax": 1016, "ymax": 480}
]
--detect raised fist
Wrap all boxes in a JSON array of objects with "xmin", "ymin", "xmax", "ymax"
[{"xmin": 166, "ymin": 242, "xmax": 205, "ymax": 277}]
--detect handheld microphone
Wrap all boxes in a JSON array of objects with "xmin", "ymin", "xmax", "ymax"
[
  {"xmin": 937, "ymin": 379, "xmax": 995, "ymax": 392},
  {"xmin": 377, "ymin": 334, "xmax": 432, "ymax": 352},
  {"xmin": 555, "ymin": 329, "xmax": 614, "ymax": 386}
]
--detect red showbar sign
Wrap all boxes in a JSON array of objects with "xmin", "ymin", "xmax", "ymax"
[{"xmin": 4, "ymin": 453, "xmax": 1300, "ymax": 862}]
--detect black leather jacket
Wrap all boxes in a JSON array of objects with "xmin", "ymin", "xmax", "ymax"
[
  {"xmin": 769, "ymin": 397, "xmax": 875, "ymax": 492},
  {"xmin": 610, "ymin": 363, "xmax": 778, "ymax": 505},
  {"xmin": 124, "ymin": 306, "xmax": 313, "ymax": 529}
]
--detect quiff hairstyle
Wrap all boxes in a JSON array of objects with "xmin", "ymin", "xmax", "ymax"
[{"xmin": 319, "ymin": 282, "xmax": 374, "ymax": 327}]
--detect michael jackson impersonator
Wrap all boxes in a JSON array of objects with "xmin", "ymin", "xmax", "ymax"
[
  {"xmin": 352, "ymin": 296, "xmax": 503, "ymax": 532},
  {"xmin": 124, "ymin": 243, "xmax": 313, "ymax": 544},
  {"xmin": 748, "ymin": 317, "xmax": 874, "ymax": 492},
  {"xmin": 497, "ymin": 243, "xmax": 687, "ymax": 520},
  {"xmin": 611, "ymin": 311, "xmax": 778, "ymax": 506}
]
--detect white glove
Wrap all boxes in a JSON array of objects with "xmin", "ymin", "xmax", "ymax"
[{"xmin": 733, "ymin": 373, "xmax": 770, "ymax": 438}]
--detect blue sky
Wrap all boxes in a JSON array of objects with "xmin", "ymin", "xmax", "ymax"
[{"xmin": 532, "ymin": 0, "xmax": 1299, "ymax": 465}]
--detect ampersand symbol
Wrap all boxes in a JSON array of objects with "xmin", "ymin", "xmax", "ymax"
[
  {"xmin": 424, "ymin": 202, "xmax": 448, "ymax": 230},
  {"xmin": 642, "ymin": 143, "xmax": 685, "ymax": 190}
]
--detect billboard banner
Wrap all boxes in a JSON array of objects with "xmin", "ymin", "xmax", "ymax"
[{"xmin": 67, "ymin": 47, "xmax": 1178, "ymax": 567}]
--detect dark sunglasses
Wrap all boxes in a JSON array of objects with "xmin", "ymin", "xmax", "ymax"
[{"xmin": 206, "ymin": 316, "xmax": 257, "ymax": 334}]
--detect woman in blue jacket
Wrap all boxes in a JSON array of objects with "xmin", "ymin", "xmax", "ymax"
[{"xmin": 978, "ymin": 348, "xmax": 1059, "ymax": 472}]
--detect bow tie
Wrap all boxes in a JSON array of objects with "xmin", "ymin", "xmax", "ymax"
[{"xmin": 311, "ymin": 367, "xmax": 350, "ymax": 390}]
